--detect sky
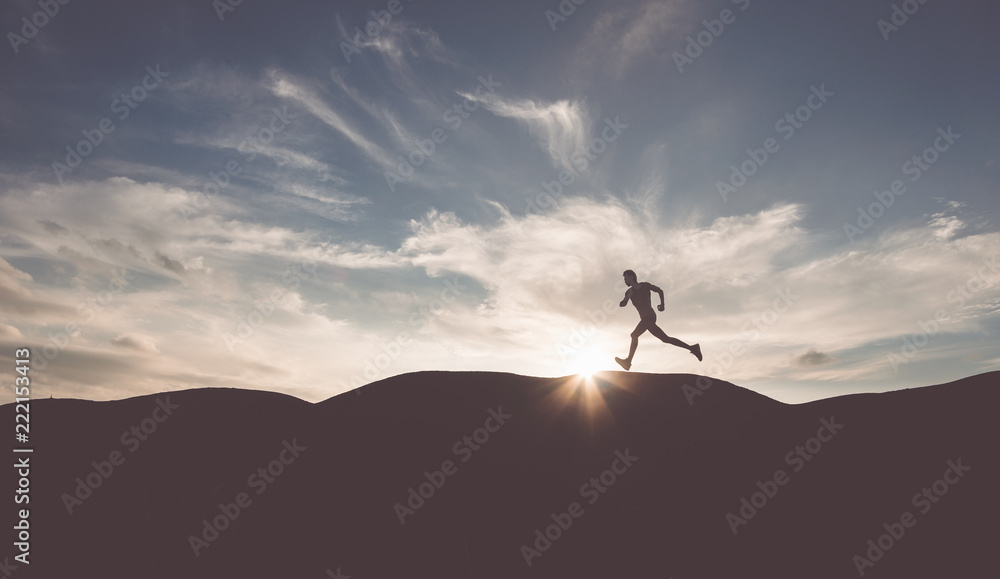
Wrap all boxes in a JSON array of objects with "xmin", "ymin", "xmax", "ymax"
[{"xmin": 1, "ymin": 0, "xmax": 998, "ymax": 404}]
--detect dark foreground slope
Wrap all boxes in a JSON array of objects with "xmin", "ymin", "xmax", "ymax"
[{"xmin": 2, "ymin": 371, "xmax": 997, "ymax": 578}]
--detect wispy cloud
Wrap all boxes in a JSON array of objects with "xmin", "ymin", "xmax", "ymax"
[
  {"xmin": 270, "ymin": 73, "xmax": 395, "ymax": 168},
  {"xmin": 465, "ymin": 94, "xmax": 590, "ymax": 171},
  {"xmin": 577, "ymin": 0, "xmax": 694, "ymax": 77}
]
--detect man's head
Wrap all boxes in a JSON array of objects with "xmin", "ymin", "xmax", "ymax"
[{"xmin": 623, "ymin": 269, "xmax": 637, "ymax": 287}]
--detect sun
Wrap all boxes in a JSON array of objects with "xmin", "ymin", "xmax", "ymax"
[
  {"xmin": 569, "ymin": 351, "xmax": 606, "ymax": 379},
  {"xmin": 563, "ymin": 346, "xmax": 609, "ymax": 383}
]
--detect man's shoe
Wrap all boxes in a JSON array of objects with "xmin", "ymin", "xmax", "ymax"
[
  {"xmin": 614, "ymin": 357, "xmax": 632, "ymax": 371},
  {"xmin": 691, "ymin": 344, "xmax": 702, "ymax": 362}
]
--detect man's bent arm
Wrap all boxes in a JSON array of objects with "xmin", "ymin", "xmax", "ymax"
[
  {"xmin": 651, "ymin": 284, "xmax": 665, "ymax": 307},
  {"xmin": 620, "ymin": 288, "xmax": 632, "ymax": 307}
]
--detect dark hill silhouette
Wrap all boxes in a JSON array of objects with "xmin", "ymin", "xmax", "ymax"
[{"xmin": 3, "ymin": 371, "xmax": 997, "ymax": 578}]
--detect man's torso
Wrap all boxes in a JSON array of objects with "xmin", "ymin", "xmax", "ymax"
[{"xmin": 630, "ymin": 282, "xmax": 654, "ymax": 317}]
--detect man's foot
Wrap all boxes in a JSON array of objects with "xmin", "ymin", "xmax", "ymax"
[
  {"xmin": 691, "ymin": 343, "xmax": 702, "ymax": 362},
  {"xmin": 615, "ymin": 357, "xmax": 632, "ymax": 371}
]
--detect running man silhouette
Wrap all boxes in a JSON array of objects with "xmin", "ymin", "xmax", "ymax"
[{"xmin": 615, "ymin": 269, "xmax": 701, "ymax": 370}]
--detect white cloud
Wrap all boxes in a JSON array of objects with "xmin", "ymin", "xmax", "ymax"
[
  {"xmin": 0, "ymin": 323, "xmax": 23, "ymax": 339},
  {"xmin": 464, "ymin": 94, "xmax": 590, "ymax": 171},
  {"xmin": 2, "ymin": 175, "xmax": 997, "ymax": 403},
  {"xmin": 324, "ymin": 199, "xmax": 1000, "ymax": 387},
  {"xmin": 0, "ymin": 256, "xmax": 76, "ymax": 318}
]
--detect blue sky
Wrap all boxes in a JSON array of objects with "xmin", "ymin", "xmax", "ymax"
[{"xmin": 1, "ymin": 0, "xmax": 997, "ymax": 403}]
